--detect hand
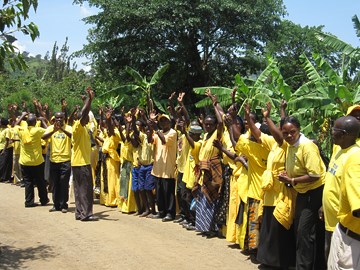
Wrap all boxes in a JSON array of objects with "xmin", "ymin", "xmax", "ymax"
[
  {"xmin": 86, "ymin": 87, "xmax": 95, "ymax": 100},
  {"xmin": 198, "ymin": 113, "xmax": 204, "ymax": 126},
  {"xmin": 281, "ymin": 99, "xmax": 287, "ymax": 110},
  {"xmin": 105, "ymin": 109, "xmax": 112, "ymax": 120},
  {"xmin": 278, "ymin": 171, "xmax": 291, "ymax": 184},
  {"xmin": 262, "ymin": 102, "xmax": 271, "ymax": 118},
  {"xmin": 168, "ymin": 92, "xmax": 176, "ymax": 101},
  {"xmin": 149, "ymin": 110, "xmax": 158, "ymax": 121},
  {"xmin": 212, "ymin": 139, "xmax": 223, "ymax": 150},
  {"xmin": 177, "ymin": 92, "xmax": 185, "ymax": 103}
]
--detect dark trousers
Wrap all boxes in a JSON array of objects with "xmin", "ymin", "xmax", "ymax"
[
  {"xmin": 155, "ymin": 176, "xmax": 176, "ymax": 218},
  {"xmin": 0, "ymin": 147, "xmax": 13, "ymax": 181},
  {"xmin": 21, "ymin": 163, "xmax": 48, "ymax": 206},
  {"xmin": 295, "ymin": 185, "xmax": 325, "ymax": 270},
  {"xmin": 50, "ymin": 161, "xmax": 71, "ymax": 210},
  {"xmin": 72, "ymin": 165, "xmax": 93, "ymax": 220},
  {"xmin": 176, "ymin": 173, "xmax": 187, "ymax": 216},
  {"xmin": 324, "ymin": 230, "xmax": 333, "ymax": 266}
]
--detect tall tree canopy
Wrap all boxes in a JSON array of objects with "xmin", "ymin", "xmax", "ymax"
[{"xmin": 74, "ymin": 0, "xmax": 286, "ymax": 100}]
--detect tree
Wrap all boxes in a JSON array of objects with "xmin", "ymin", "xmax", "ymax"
[
  {"xmin": 0, "ymin": 0, "xmax": 39, "ymax": 71},
  {"xmin": 73, "ymin": 0, "xmax": 285, "ymax": 103},
  {"xmin": 265, "ymin": 20, "xmax": 340, "ymax": 90}
]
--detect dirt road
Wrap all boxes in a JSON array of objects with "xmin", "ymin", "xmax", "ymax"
[{"xmin": 0, "ymin": 182, "xmax": 258, "ymax": 270}]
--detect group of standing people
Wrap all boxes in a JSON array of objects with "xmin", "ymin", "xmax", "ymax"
[{"xmin": 0, "ymin": 88, "xmax": 359, "ymax": 270}]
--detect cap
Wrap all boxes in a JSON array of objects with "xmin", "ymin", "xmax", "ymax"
[
  {"xmin": 189, "ymin": 125, "xmax": 203, "ymax": 134},
  {"xmin": 346, "ymin": 105, "xmax": 360, "ymax": 116},
  {"xmin": 157, "ymin": 114, "xmax": 171, "ymax": 121}
]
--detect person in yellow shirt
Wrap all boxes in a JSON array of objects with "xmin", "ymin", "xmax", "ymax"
[
  {"xmin": 321, "ymin": 116, "xmax": 360, "ymax": 263},
  {"xmin": 71, "ymin": 87, "xmax": 98, "ymax": 221},
  {"xmin": 148, "ymin": 113, "xmax": 178, "ymax": 221},
  {"xmin": 0, "ymin": 118, "xmax": 14, "ymax": 183},
  {"xmin": 276, "ymin": 116, "xmax": 326, "ymax": 270},
  {"xmin": 327, "ymin": 146, "xmax": 360, "ymax": 269},
  {"xmin": 15, "ymin": 112, "xmax": 49, "ymax": 208},
  {"xmin": 42, "ymin": 111, "xmax": 72, "ymax": 213}
]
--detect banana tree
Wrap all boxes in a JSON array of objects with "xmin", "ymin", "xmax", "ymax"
[{"xmin": 193, "ymin": 57, "xmax": 291, "ymax": 120}]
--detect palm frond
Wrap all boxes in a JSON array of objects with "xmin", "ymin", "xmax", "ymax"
[{"xmin": 352, "ymin": 15, "xmax": 360, "ymax": 39}]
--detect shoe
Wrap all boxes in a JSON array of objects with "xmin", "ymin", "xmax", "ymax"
[
  {"xmin": 173, "ymin": 216, "xmax": 185, "ymax": 223},
  {"xmin": 25, "ymin": 203, "xmax": 38, "ymax": 208},
  {"xmin": 81, "ymin": 215, "xmax": 99, "ymax": 222},
  {"xmin": 162, "ymin": 215, "xmax": 174, "ymax": 222},
  {"xmin": 49, "ymin": 207, "xmax": 60, "ymax": 212},
  {"xmin": 179, "ymin": 219, "xmax": 189, "ymax": 226},
  {"xmin": 61, "ymin": 208, "xmax": 68, "ymax": 213},
  {"xmin": 185, "ymin": 224, "xmax": 196, "ymax": 231},
  {"xmin": 75, "ymin": 216, "xmax": 81, "ymax": 220},
  {"xmin": 41, "ymin": 198, "xmax": 50, "ymax": 206}
]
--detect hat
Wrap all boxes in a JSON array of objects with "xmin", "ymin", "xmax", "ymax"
[
  {"xmin": 346, "ymin": 105, "xmax": 360, "ymax": 116},
  {"xmin": 189, "ymin": 125, "xmax": 203, "ymax": 134},
  {"xmin": 157, "ymin": 114, "xmax": 171, "ymax": 121}
]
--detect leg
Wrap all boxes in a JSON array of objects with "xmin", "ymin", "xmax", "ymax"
[
  {"xmin": 59, "ymin": 161, "xmax": 71, "ymax": 210},
  {"xmin": 50, "ymin": 162, "xmax": 61, "ymax": 209},
  {"xmin": 163, "ymin": 178, "xmax": 176, "ymax": 218},
  {"xmin": 21, "ymin": 165, "xmax": 35, "ymax": 207},
  {"xmin": 34, "ymin": 162, "xmax": 49, "ymax": 205}
]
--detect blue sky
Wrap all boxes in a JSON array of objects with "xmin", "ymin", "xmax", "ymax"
[{"xmin": 14, "ymin": 0, "xmax": 360, "ymax": 71}]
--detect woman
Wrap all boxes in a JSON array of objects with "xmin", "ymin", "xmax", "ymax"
[
  {"xmin": 277, "ymin": 116, "xmax": 326, "ymax": 270},
  {"xmin": 192, "ymin": 89, "xmax": 223, "ymax": 235}
]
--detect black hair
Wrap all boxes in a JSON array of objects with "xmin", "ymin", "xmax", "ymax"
[
  {"xmin": 204, "ymin": 114, "xmax": 217, "ymax": 124},
  {"xmin": 260, "ymin": 123, "xmax": 271, "ymax": 135},
  {"xmin": 236, "ymin": 115, "xmax": 246, "ymax": 134},
  {"xmin": 281, "ymin": 116, "xmax": 301, "ymax": 129}
]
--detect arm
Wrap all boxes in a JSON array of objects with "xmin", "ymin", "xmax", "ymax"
[
  {"xmin": 262, "ymin": 102, "xmax": 283, "ymax": 146},
  {"xmin": 14, "ymin": 112, "xmax": 28, "ymax": 126},
  {"xmin": 177, "ymin": 92, "xmax": 190, "ymax": 126},
  {"xmin": 244, "ymin": 103, "xmax": 261, "ymax": 143},
  {"xmin": 167, "ymin": 92, "xmax": 177, "ymax": 121},
  {"xmin": 205, "ymin": 88, "xmax": 223, "ymax": 139},
  {"xmin": 280, "ymin": 99, "xmax": 287, "ymax": 120},
  {"xmin": 178, "ymin": 121, "xmax": 195, "ymax": 148},
  {"xmin": 79, "ymin": 87, "xmax": 94, "ymax": 127}
]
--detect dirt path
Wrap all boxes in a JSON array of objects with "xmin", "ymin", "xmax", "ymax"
[{"xmin": 0, "ymin": 182, "xmax": 258, "ymax": 270}]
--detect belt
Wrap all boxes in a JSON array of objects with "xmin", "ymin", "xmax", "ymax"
[{"xmin": 339, "ymin": 223, "xmax": 360, "ymax": 241}]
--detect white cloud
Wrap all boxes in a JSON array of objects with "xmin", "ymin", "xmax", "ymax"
[
  {"xmin": 80, "ymin": 5, "xmax": 93, "ymax": 18},
  {"xmin": 13, "ymin": 40, "xmax": 27, "ymax": 53}
]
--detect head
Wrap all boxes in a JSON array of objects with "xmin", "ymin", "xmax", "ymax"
[
  {"xmin": 243, "ymin": 112, "xmax": 259, "ymax": 131},
  {"xmin": 158, "ymin": 114, "xmax": 171, "ymax": 132},
  {"xmin": 280, "ymin": 116, "xmax": 301, "ymax": 145},
  {"xmin": 332, "ymin": 116, "xmax": 360, "ymax": 148},
  {"xmin": 0, "ymin": 118, "xmax": 9, "ymax": 128},
  {"xmin": 26, "ymin": 113, "xmax": 37, "ymax": 127},
  {"xmin": 136, "ymin": 120, "xmax": 145, "ymax": 132},
  {"xmin": 189, "ymin": 124, "xmax": 202, "ymax": 142},
  {"xmin": 203, "ymin": 115, "xmax": 217, "ymax": 134},
  {"xmin": 54, "ymin": 112, "xmax": 65, "ymax": 126}
]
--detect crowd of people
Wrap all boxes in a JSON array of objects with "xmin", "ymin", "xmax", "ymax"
[{"xmin": 0, "ymin": 87, "xmax": 359, "ymax": 270}]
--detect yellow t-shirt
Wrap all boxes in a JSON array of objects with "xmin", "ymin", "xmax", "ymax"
[
  {"xmin": 18, "ymin": 126, "xmax": 46, "ymax": 166},
  {"xmin": 284, "ymin": 135, "xmax": 326, "ymax": 194},
  {"xmin": 151, "ymin": 128, "xmax": 177, "ymax": 178},
  {"xmin": 102, "ymin": 128, "xmax": 121, "ymax": 162},
  {"xmin": 199, "ymin": 131, "xmax": 220, "ymax": 161},
  {"xmin": 236, "ymin": 134, "xmax": 269, "ymax": 201},
  {"xmin": 338, "ymin": 150, "xmax": 360, "ymax": 234},
  {"xmin": 221, "ymin": 130, "xmax": 238, "ymax": 170},
  {"xmin": 261, "ymin": 133, "xmax": 286, "ymax": 206},
  {"xmin": 0, "ymin": 128, "xmax": 6, "ymax": 150},
  {"xmin": 323, "ymin": 144, "xmax": 360, "ymax": 231},
  {"xmin": 71, "ymin": 120, "xmax": 91, "ymax": 166},
  {"xmin": 138, "ymin": 132, "xmax": 154, "ymax": 166},
  {"xmin": 177, "ymin": 134, "xmax": 191, "ymax": 173},
  {"xmin": 182, "ymin": 140, "xmax": 202, "ymax": 189},
  {"xmin": 45, "ymin": 125, "xmax": 73, "ymax": 163},
  {"xmin": 120, "ymin": 130, "xmax": 134, "ymax": 162}
]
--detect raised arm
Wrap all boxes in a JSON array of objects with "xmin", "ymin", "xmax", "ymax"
[
  {"xmin": 80, "ymin": 87, "xmax": 94, "ymax": 126},
  {"xmin": 262, "ymin": 102, "xmax": 283, "ymax": 146},
  {"xmin": 177, "ymin": 92, "xmax": 190, "ymax": 126},
  {"xmin": 244, "ymin": 103, "xmax": 261, "ymax": 143},
  {"xmin": 205, "ymin": 88, "xmax": 223, "ymax": 139}
]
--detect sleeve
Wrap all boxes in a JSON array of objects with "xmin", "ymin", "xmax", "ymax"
[
  {"xmin": 260, "ymin": 133, "xmax": 276, "ymax": 151},
  {"xmin": 165, "ymin": 130, "xmax": 177, "ymax": 146},
  {"xmin": 302, "ymin": 141, "xmax": 324, "ymax": 177},
  {"xmin": 342, "ymin": 154, "xmax": 360, "ymax": 215},
  {"xmin": 235, "ymin": 134, "xmax": 249, "ymax": 156}
]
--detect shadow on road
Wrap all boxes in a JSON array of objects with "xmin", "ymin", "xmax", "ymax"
[{"xmin": 0, "ymin": 244, "xmax": 55, "ymax": 270}]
